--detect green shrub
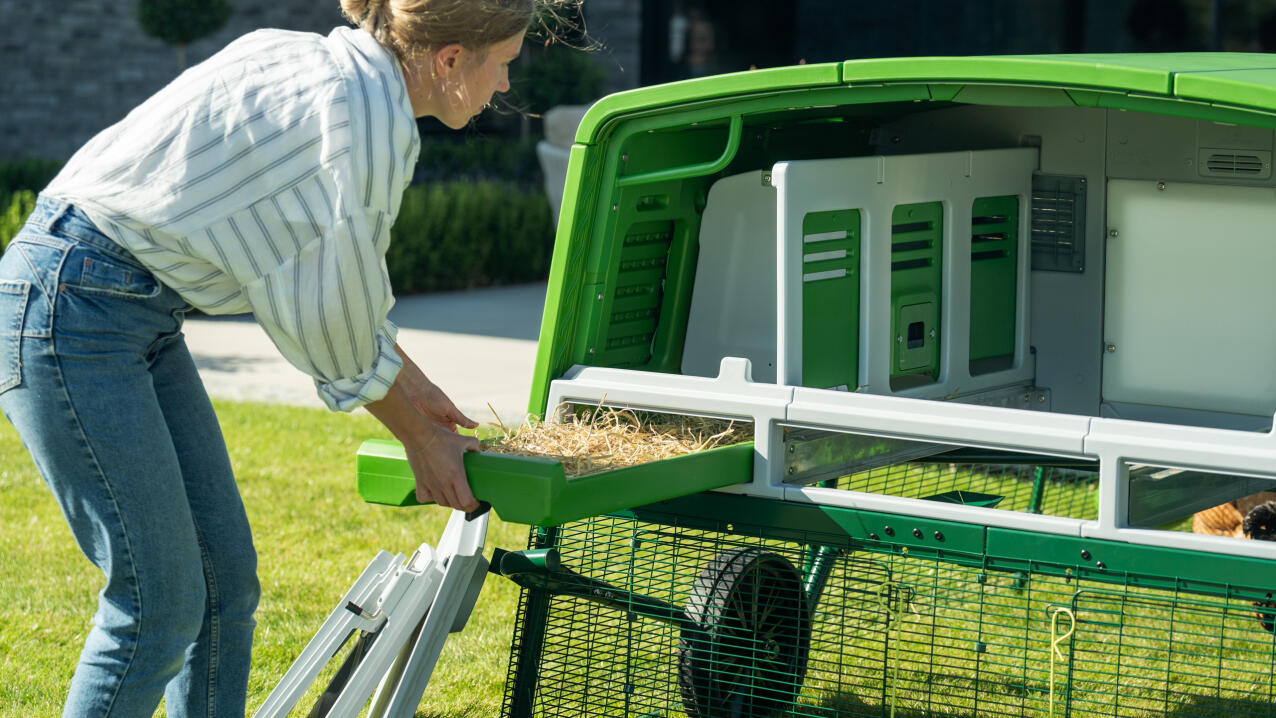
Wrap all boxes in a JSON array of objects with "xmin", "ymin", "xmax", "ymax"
[
  {"xmin": 415, "ymin": 137, "xmax": 542, "ymax": 186},
  {"xmin": 509, "ymin": 44, "xmax": 605, "ymax": 115},
  {"xmin": 136, "ymin": 0, "xmax": 232, "ymax": 70},
  {"xmin": 0, "ymin": 190, "xmax": 36, "ymax": 251},
  {"xmin": 0, "ymin": 159, "xmax": 60, "ymax": 195},
  {"xmin": 387, "ymin": 181, "xmax": 554, "ymax": 293}
]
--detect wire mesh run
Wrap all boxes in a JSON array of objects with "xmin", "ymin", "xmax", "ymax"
[
  {"xmin": 502, "ymin": 513, "xmax": 1276, "ymax": 717},
  {"xmin": 834, "ymin": 461, "xmax": 1099, "ymax": 521}
]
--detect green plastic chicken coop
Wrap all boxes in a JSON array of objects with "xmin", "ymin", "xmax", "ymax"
[{"xmin": 358, "ymin": 54, "xmax": 1276, "ymax": 717}]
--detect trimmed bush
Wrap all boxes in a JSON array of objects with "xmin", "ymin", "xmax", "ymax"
[
  {"xmin": 387, "ymin": 181, "xmax": 554, "ymax": 293},
  {"xmin": 510, "ymin": 44, "xmax": 605, "ymax": 116},
  {"xmin": 0, "ymin": 159, "xmax": 60, "ymax": 196},
  {"xmin": 0, "ymin": 159, "xmax": 556, "ymax": 293},
  {"xmin": 0, "ymin": 190, "xmax": 36, "ymax": 251},
  {"xmin": 414, "ymin": 137, "xmax": 542, "ymax": 186}
]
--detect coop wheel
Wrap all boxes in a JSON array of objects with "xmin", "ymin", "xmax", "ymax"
[{"xmin": 678, "ymin": 547, "xmax": 812, "ymax": 718}]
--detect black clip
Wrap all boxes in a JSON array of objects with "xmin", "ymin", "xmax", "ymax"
[{"xmin": 465, "ymin": 500, "xmax": 492, "ymax": 522}]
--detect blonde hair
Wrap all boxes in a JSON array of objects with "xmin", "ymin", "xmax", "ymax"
[{"xmin": 340, "ymin": 0, "xmax": 553, "ymax": 62}]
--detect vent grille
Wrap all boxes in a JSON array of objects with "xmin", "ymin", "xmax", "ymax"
[
  {"xmin": 1207, "ymin": 153, "xmax": 1264, "ymax": 174},
  {"xmin": 1030, "ymin": 174, "xmax": 1086, "ymax": 273},
  {"xmin": 599, "ymin": 223, "xmax": 672, "ymax": 363},
  {"xmin": 1198, "ymin": 147, "xmax": 1272, "ymax": 180}
]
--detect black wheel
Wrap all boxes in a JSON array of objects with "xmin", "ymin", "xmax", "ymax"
[{"xmin": 678, "ymin": 547, "xmax": 812, "ymax": 718}]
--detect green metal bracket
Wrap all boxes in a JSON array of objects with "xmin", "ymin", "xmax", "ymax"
[{"xmin": 356, "ymin": 439, "xmax": 754, "ymax": 526}]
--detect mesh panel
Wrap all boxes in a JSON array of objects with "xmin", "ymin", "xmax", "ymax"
[
  {"xmin": 502, "ymin": 514, "xmax": 1276, "ymax": 717},
  {"xmin": 836, "ymin": 462, "xmax": 1098, "ymax": 520}
]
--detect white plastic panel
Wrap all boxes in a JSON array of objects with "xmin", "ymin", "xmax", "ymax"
[
  {"xmin": 681, "ymin": 171, "xmax": 778, "ymax": 382},
  {"xmin": 773, "ymin": 148, "xmax": 1038, "ymax": 400},
  {"xmin": 1104, "ymin": 179, "xmax": 1276, "ymax": 418}
]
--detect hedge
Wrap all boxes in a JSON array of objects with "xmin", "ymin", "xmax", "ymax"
[
  {"xmin": 0, "ymin": 182, "xmax": 554, "ymax": 292},
  {"xmin": 0, "ymin": 190, "xmax": 36, "ymax": 251},
  {"xmin": 387, "ymin": 180, "xmax": 554, "ymax": 293}
]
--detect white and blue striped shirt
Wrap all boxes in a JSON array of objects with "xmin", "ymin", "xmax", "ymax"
[{"xmin": 45, "ymin": 26, "xmax": 419, "ymax": 412}]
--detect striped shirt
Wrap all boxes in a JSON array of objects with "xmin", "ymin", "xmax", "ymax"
[{"xmin": 45, "ymin": 26, "xmax": 420, "ymax": 412}]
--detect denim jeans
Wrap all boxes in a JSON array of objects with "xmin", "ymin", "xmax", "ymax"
[{"xmin": 0, "ymin": 197, "xmax": 259, "ymax": 717}]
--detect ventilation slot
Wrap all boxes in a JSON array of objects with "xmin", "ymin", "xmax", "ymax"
[
  {"xmin": 1198, "ymin": 148, "xmax": 1272, "ymax": 180},
  {"xmin": 1207, "ymin": 153, "xmax": 1264, "ymax": 174},
  {"xmin": 1030, "ymin": 174, "xmax": 1086, "ymax": 273},
  {"xmin": 600, "ymin": 223, "xmax": 672, "ymax": 364}
]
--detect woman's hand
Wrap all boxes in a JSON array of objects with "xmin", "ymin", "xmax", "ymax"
[
  {"xmin": 402, "ymin": 421, "xmax": 480, "ymax": 508},
  {"xmin": 364, "ymin": 344, "xmax": 481, "ymax": 511}
]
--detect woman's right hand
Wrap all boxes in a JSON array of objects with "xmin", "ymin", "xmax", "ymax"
[
  {"xmin": 365, "ymin": 346, "xmax": 482, "ymax": 512},
  {"xmin": 402, "ymin": 420, "xmax": 480, "ymax": 509}
]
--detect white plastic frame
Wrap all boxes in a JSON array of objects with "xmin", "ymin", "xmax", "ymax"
[{"xmin": 546, "ymin": 358, "xmax": 1276, "ymax": 560}]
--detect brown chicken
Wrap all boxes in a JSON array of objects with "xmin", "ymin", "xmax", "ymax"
[{"xmin": 1194, "ymin": 494, "xmax": 1276, "ymax": 631}]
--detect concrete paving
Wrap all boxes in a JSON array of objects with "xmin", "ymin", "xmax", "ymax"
[{"xmin": 184, "ymin": 281, "xmax": 547, "ymax": 426}]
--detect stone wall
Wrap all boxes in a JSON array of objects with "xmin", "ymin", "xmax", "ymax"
[{"xmin": 2, "ymin": 0, "xmax": 345, "ymax": 162}]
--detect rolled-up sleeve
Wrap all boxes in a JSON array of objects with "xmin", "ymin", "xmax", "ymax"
[{"xmin": 242, "ymin": 206, "xmax": 404, "ymax": 412}]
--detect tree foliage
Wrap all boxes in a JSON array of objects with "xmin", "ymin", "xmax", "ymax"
[{"xmin": 136, "ymin": 0, "xmax": 231, "ymax": 63}]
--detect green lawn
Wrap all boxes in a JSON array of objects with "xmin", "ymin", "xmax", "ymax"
[{"xmin": 0, "ymin": 400, "xmax": 527, "ymax": 717}]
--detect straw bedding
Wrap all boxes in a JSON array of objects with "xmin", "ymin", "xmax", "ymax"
[{"xmin": 482, "ymin": 405, "xmax": 751, "ymax": 478}]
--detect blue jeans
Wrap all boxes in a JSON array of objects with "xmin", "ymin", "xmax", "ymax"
[{"xmin": 0, "ymin": 197, "xmax": 259, "ymax": 717}]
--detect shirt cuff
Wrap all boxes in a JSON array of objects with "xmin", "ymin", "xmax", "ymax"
[{"xmin": 314, "ymin": 320, "xmax": 403, "ymax": 412}]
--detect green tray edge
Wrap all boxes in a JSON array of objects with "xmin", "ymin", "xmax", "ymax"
[{"xmin": 356, "ymin": 439, "xmax": 754, "ymax": 526}]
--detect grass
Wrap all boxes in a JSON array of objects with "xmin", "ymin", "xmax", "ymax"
[{"xmin": 0, "ymin": 400, "xmax": 527, "ymax": 717}]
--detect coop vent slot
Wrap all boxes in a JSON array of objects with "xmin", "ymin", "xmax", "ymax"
[
  {"xmin": 1198, "ymin": 148, "xmax": 1272, "ymax": 179},
  {"xmin": 1030, "ymin": 174, "xmax": 1086, "ymax": 273},
  {"xmin": 600, "ymin": 222, "xmax": 673, "ymax": 363}
]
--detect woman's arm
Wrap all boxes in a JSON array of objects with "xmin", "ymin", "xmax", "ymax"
[{"xmin": 364, "ymin": 345, "xmax": 480, "ymax": 511}]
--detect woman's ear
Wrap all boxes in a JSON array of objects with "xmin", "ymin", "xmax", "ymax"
[{"xmin": 432, "ymin": 43, "xmax": 464, "ymax": 79}]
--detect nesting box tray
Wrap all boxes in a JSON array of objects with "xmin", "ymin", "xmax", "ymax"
[{"xmin": 356, "ymin": 439, "xmax": 754, "ymax": 526}]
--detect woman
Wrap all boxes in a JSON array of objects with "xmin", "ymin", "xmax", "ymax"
[{"xmin": 0, "ymin": 0, "xmax": 557, "ymax": 715}]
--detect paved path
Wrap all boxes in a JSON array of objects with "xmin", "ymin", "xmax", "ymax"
[{"xmin": 184, "ymin": 282, "xmax": 547, "ymax": 426}]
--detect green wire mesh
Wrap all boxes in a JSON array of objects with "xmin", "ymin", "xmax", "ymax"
[
  {"xmin": 834, "ymin": 461, "xmax": 1099, "ymax": 521},
  {"xmin": 501, "ymin": 510, "xmax": 1276, "ymax": 717}
]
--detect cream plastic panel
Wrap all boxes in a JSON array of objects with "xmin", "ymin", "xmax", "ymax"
[
  {"xmin": 1103, "ymin": 179, "xmax": 1276, "ymax": 417},
  {"xmin": 681, "ymin": 171, "xmax": 779, "ymax": 382}
]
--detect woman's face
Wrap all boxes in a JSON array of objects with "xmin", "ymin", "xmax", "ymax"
[{"xmin": 435, "ymin": 31, "xmax": 525, "ymax": 128}]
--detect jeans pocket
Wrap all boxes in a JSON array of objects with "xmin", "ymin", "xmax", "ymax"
[
  {"xmin": 0, "ymin": 279, "xmax": 31, "ymax": 395},
  {"xmin": 64, "ymin": 251, "xmax": 161, "ymax": 299}
]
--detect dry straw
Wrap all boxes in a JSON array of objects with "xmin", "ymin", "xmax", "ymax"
[{"xmin": 483, "ymin": 402, "xmax": 751, "ymax": 478}]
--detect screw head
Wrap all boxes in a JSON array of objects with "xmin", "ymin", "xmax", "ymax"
[
  {"xmin": 934, "ymin": 531, "xmax": 945, "ymax": 541},
  {"xmin": 1108, "ymin": 228, "xmax": 1119, "ymax": 238},
  {"xmin": 1156, "ymin": 181, "xmax": 1167, "ymax": 191},
  {"xmin": 868, "ymin": 532, "xmax": 880, "ymax": 541},
  {"xmin": 1081, "ymin": 549, "xmax": 1092, "ymax": 560},
  {"xmin": 912, "ymin": 528, "xmax": 923, "ymax": 539},
  {"xmin": 883, "ymin": 526, "xmax": 895, "ymax": 537},
  {"xmin": 1105, "ymin": 343, "xmax": 1117, "ymax": 354},
  {"xmin": 1096, "ymin": 561, "xmax": 1107, "ymax": 569}
]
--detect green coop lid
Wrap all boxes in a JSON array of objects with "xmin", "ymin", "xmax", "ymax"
[{"xmin": 572, "ymin": 53, "xmax": 1276, "ymax": 146}]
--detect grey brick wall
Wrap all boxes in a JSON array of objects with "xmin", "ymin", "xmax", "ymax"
[{"xmin": 2, "ymin": 0, "xmax": 345, "ymax": 162}]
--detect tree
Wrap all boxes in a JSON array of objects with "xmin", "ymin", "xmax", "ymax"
[{"xmin": 136, "ymin": 0, "xmax": 232, "ymax": 71}]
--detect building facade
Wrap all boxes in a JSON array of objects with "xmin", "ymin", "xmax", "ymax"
[{"xmin": 4, "ymin": 0, "xmax": 1270, "ymax": 162}]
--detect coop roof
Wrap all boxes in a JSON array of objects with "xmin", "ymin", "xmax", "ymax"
[{"xmin": 576, "ymin": 53, "xmax": 1276, "ymax": 145}]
